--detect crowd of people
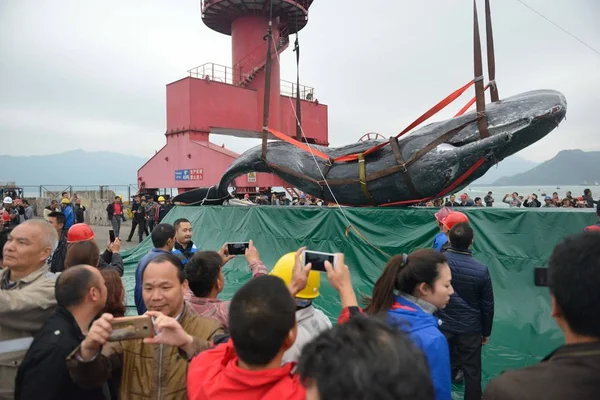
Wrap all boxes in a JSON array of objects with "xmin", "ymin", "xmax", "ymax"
[
  {"xmin": 107, "ymin": 194, "xmax": 175, "ymax": 241},
  {"xmin": 418, "ymin": 188, "xmax": 599, "ymax": 209},
  {"xmin": 0, "ymin": 193, "xmax": 599, "ymax": 399},
  {"xmin": 230, "ymin": 188, "xmax": 600, "ymax": 210}
]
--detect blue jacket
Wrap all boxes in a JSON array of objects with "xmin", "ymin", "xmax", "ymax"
[
  {"xmin": 388, "ymin": 295, "xmax": 451, "ymax": 400},
  {"xmin": 134, "ymin": 248, "xmax": 171, "ymax": 315},
  {"xmin": 437, "ymin": 248, "xmax": 494, "ymax": 336},
  {"xmin": 433, "ymin": 232, "xmax": 448, "ymax": 252},
  {"xmin": 63, "ymin": 205, "xmax": 75, "ymax": 230},
  {"xmin": 172, "ymin": 241, "xmax": 198, "ymax": 265}
]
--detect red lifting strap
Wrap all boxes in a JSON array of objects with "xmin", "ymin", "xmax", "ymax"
[
  {"xmin": 454, "ymin": 83, "xmax": 490, "ymax": 117},
  {"xmin": 379, "ymin": 157, "xmax": 486, "ymax": 207},
  {"xmin": 266, "ymin": 127, "xmax": 331, "ymax": 162},
  {"xmin": 334, "ymin": 79, "xmax": 476, "ymax": 163}
]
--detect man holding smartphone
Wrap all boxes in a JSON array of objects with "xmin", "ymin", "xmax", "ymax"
[
  {"xmin": 67, "ymin": 253, "xmax": 224, "ymax": 399},
  {"xmin": 184, "ymin": 240, "xmax": 266, "ymax": 330}
]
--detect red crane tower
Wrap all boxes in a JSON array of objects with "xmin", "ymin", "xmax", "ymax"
[{"xmin": 137, "ymin": 0, "xmax": 328, "ymax": 198}]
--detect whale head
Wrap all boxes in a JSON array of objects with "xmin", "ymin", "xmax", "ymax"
[
  {"xmin": 482, "ymin": 89, "xmax": 567, "ymax": 160},
  {"xmin": 446, "ymin": 89, "xmax": 567, "ymax": 163}
]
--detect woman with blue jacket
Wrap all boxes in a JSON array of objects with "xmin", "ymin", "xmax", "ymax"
[{"xmin": 365, "ymin": 249, "xmax": 454, "ymax": 400}]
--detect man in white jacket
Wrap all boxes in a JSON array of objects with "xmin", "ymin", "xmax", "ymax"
[{"xmin": 270, "ymin": 252, "xmax": 332, "ymax": 364}]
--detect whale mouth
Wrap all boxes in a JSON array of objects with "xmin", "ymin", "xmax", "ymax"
[{"xmin": 444, "ymin": 89, "xmax": 566, "ymax": 150}]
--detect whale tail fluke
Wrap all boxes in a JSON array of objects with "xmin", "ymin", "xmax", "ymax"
[{"xmin": 171, "ymin": 185, "xmax": 231, "ymax": 205}]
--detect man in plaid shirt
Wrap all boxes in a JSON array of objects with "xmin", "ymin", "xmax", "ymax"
[{"xmin": 184, "ymin": 240, "xmax": 267, "ymax": 330}]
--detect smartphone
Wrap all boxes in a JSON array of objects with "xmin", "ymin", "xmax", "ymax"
[
  {"xmin": 302, "ymin": 250, "xmax": 337, "ymax": 273},
  {"xmin": 109, "ymin": 230, "xmax": 116, "ymax": 243},
  {"xmin": 227, "ymin": 242, "xmax": 249, "ymax": 255},
  {"xmin": 108, "ymin": 316, "xmax": 154, "ymax": 342},
  {"xmin": 534, "ymin": 268, "xmax": 548, "ymax": 287}
]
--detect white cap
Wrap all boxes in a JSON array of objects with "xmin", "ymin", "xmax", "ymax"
[{"xmin": 3, "ymin": 196, "xmax": 12, "ymax": 204}]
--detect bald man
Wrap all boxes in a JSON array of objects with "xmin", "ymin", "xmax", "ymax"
[
  {"xmin": 0, "ymin": 220, "xmax": 59, "ymax": 399},
  {"xmin": 15, "ymin": 265, "xmax": 108, "ymax": 399}
]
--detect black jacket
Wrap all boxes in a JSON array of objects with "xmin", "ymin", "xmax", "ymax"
[
  {"xmin": 157, "ymin": 203, "xmax": 173, "ymax": 223},
  {"xmin": 105, "ymin": 202, "xmax": 122, "ymax": 220},
  {"xmin": 50, "ymin": 231, "xmax": 68, "ymax": 273},
  {"xmin": 582, "ymin": 194, "xmax": 597, "ymax": 208},
  {"xmin": 523, "ymin": 198, "xmax": 542, "ymax": 207},
  {"xmin": 437, "ymin": 248, "xmax": 494, "ymax": 336},
  {"xmin": 98, "ymin": 250, "xmax": 124, "ymax": 277},
  {"xmin": 74, "ymin": 204, "xmax": 86, "ymax": 224},
  {"xmin": 483, "ymin": 342, "xmax": 600, "ymax": 400},
  {"xmin": 14, "ymin": 306, "xmax": 106, "ymax": 400}
]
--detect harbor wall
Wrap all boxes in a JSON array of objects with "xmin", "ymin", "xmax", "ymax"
[{"xmin": 29, "ymin": 192, "xmax": 119, "ymax": 226}]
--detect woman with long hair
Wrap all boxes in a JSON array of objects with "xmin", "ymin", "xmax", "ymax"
[
  {"xmin": 100, "ymin": 269, "xmax": 126, "ymax": 318},
  {"xmin": 99, "ymin": 269, "xmax": 126, "ymax": 400},
  {"xmin": 365, "ymin": 249, "xmax": 454, "ymax": 400},
  {"xmin": 64, "ymin": 240, "xmax": 100, "ymax": 270}
]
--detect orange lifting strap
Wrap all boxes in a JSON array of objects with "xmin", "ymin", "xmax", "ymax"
[
  {"xmin": 267, "ymin": 127, "xmax": 332, "ymax": 162},
  {"xmin": 334, "ymin": 79, "xmax": 476, "ymax": 163}
]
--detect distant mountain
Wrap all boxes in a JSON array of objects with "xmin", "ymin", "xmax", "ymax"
[
  {"xmin": 493, "ymin": 150, "xmax": 600, "ymax": 186},
  {"xmin": 474, "ymin": 155, "xmax": 539, "ymax": 185},
  {"xmin": 0, "ymin": 149, "xmax": 146, "ymax": 185}
]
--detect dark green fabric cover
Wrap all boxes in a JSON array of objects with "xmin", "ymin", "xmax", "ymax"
[{"xmin": 121, "ymin": 206, "xmax": 597, "ymax": 395}]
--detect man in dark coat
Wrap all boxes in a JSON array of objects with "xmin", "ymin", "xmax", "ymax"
[
  {"xmin": 483, "ymin": 231, "xmax": 600, "ymax": 400},
  {"xmin": 15, "ymin": 265, "xmax": 108, "ymax": 399},
  {"xmin": 437, "ymin": 222, "xmax": 494, "ymax": 400}
]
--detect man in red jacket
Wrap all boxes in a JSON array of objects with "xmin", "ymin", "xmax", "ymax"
[{"xmin": 186, "ymin": 249, "xmax": 360, "ymax": 400}]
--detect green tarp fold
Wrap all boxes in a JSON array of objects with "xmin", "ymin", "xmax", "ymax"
[{"xmin": 121, "ymin": 206, "xmax": 596, "ymax": 394}]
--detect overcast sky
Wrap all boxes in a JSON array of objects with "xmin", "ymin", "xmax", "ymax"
[{"xmin": 1, "ymin": 0, "xmax": 599, "ymax": 162}]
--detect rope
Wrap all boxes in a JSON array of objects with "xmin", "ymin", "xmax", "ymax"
[
  {"xmin": 514, "ymin": 0, "xmax": 600, "ymax": 59},
  {"xmin": 180, "ymin": 186, "xmax": 218, "ymax": 206},
  {"xmin": 268, "ymin": 38, "xmax": 390, "ymax": 256}
]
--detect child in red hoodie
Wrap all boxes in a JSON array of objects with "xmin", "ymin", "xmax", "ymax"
[{"xmin": 187, "ymin": 250, "xmax": 359, "ymax": 400}]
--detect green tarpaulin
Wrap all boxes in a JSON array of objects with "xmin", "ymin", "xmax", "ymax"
[{"xmin": 121, "ymin": 206, "xmax": 596, "ymax": 396}]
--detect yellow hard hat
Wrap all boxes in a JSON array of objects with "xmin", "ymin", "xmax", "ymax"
[
  {"xmin": 157, "ymin": 196, "xmax": 165, "ymax": 201},
  {"xmin": 270, "ymin": 252, "xmax": 320, "ymax": 299},
  {"xmin": 61, "ymin": 198, "xmax": 70, "ymax": 204}
]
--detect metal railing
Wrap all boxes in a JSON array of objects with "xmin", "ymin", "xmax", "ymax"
[
  {"xmin": 280, "ymin": 80, "xmax": 315, "ymax": 101},
  {"xmin": 15, "ymin": 185, "xmax": 140, "ymax": 201},
  {"xmin": 188, "ymin": 63, "xmax": 241, "ymax": 85},
  {"xmin": 187, "ymin": 62, "xmax": 316, "ymax": 100},
  {"xmin": 201, "ymin": 0, "xmax": 313, "ymax": 11}
]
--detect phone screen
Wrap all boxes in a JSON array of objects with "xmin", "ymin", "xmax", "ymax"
[
  {"xmin": 534, "ymin": 268, "xmax": 548, "ymax": 287},
  {"xmin": 227, "ymin": 242, "xmax": 249, "ymax": 255},
  {"xmin": 109, "ymin": 230, "xmax": 116, "ymax": 243},
  {"xmin": 304, "ymin": 251, "xmax": 335, "ymax": 272}
]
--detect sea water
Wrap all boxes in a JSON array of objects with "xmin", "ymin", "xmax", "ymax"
[{"xmin": 463, "ymin": 185, "xmax": 600, "ymax": 208}]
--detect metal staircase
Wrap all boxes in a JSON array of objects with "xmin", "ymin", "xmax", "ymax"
[{"xmin": 237, "ymin": 23, "xmax": 290, "ymax": 88}]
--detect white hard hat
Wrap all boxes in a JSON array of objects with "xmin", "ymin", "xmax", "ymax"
[{"xmin": 3, "ymin": 196, "xmax": 12, "ymax": 204}]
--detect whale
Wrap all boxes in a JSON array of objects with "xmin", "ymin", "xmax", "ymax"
[{"xmin": 173, "ymin": 89, "xmax": 567, "ymax": 206}]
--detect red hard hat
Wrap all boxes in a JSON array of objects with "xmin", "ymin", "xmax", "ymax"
[
  {"xmin": 67, "ymin": 223, "xmax": 96, "ymax": 243},
  {"xmin": 442, "ymin": 212, "xmax": 469, "ymax": 230}
]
